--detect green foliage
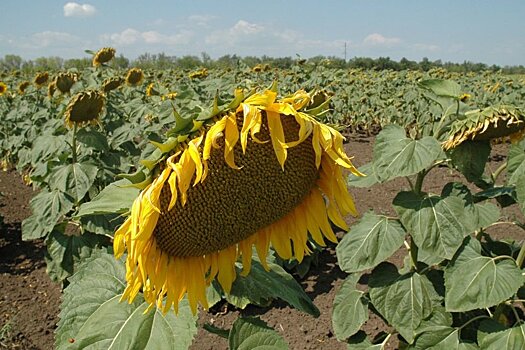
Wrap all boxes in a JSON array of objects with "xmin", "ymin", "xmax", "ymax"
[{"xmin": 335, "ymin": 79, "xmax": 525, "ymax": 348}]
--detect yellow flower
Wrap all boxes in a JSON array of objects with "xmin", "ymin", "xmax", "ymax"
[
  {"xmin": 114, "ymin": 88, "xmax": 361, "ymax": 315},
  {"xmin": 47, "ymin": 81, "xmax": 56, "ymax": 99},
  {"xmin": 125, "ymin": 68, "xmax": 144, "ymax": 86},
  {"xmin": 162, "ymin": 92, "xmax": 178, "ymax": 100},
  {"xmin": 459, "ymin": 93, "xmax": 471, "ymax": 102},
  {"xmin": 443, "ymin": 105, "xmax": 525, "ymax": 150},
  {"xmin": 17, "ymin": 81, "xmax": 30, "ymax": 94},
  {"xmin": 0, "ymin": 82, "xmax": 7, "ymax": 96},
  {"xmin": 64, "ymin": 90, "xmax": 105, "ymax": 128},
  {"xmin": 92, "ymin": 47, "xmax": 116, "ymax": 67},
  {"xmin": 188, "ymin": 68, "xmax": 208, "ymax": 79},
  {"xmin": 102, "ymin": 77, "xmax": 124, "ymax": 93},
  {"xmin": 33, "ymin": 72, "xmax": 49, "ymax": 88},
  {"xmin": 146, "ymin": 83, "xmax": 159, "ymax": 96}
]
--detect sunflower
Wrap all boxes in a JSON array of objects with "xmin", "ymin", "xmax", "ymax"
[
  {"xmin": 188, "ymin": 68, "xmax": 208, "ymax": 79},
  {"xmin": 47, "ymin": 81, "xmax": 56, "ymax": 99},
  {"xmin": 17, "ymin": 81, "xmax": 30, "ymax": 95},
  {"xmin": 33, "ymin": 72, "xmax": 49, "ymax": 87},
  {"xmin": 64, "ymin": 90, "xmax": 105, "ymax": 128},
  {"xmin": 162, "ymin": 92, "xmax": 178, "ymax": 101},
  {"xmin": 102, "ymin": 77, "xmax": 124, "ymax": 93},
  {"xmin": 55, "ymin": 72, "xmax": 77, "ymax": 94},
  {"xmin": 0, "ymin": 82, "xmax": 7, "ymax": 96},
  {"xmin": 443, "ymin": 105, "xmax": 525, "ymax": 150},
  {"xmin": 113, "ymin": 88, "xmax": 361, "ymax": 315},
  {"xmin": 125, "ymin": 68, "xmax": 144, "ymax": 86},
  {"xmin": 146, "ymin": 83, "xmax": 159, "ymax": 96},
  {"xmin": 92, "ymin": 47, "xmax": 116, "ymax": 67}
]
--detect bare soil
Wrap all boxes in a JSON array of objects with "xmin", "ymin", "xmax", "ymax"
[{"xmin": 0, "ymin": 134, "xmax": 522, "ymax": 350}]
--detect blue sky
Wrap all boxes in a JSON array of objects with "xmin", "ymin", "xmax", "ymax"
[{"xmin": 1, "ymin": 0, "xmax": 524, "ymax": 66}]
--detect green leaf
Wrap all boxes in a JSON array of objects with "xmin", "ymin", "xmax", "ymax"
[
  {"xmin": 444, "ymin": 242, "xmax": 523, "ymax": 312},
  {"xmin": 336, "ymin": 212, "xmax": 406, "ymax": 273},
  {"xmin": 332, "ymin": 274, "xmax": 368, "ymax": 341},
  {"xmin": 507, "ymin": 142, "xmax": 525, "ymax": 185},
  {"xmin": 226, "ymin": 257, "xmax": 319, "ymax": 317},
  {"xmin": 418, "ymin": 79, "xmax": 461, "ymax": 99},
  {"xmin": 515, "ymin": 174, "xmax": 525, "ymax": 216},
  {"xmin": 21, "ymin": 213, "xmax": 51, "ymax": 240},
  {"xmin": 448, "ymin": 141, "xmax": 490, "ymax": 182},
  {"xmin": 373, "ymin": 125, "xmax": 442, "ymax": 182},
  {"xmin": 369, "ymin": 262, "xmax": 437, "ymax": 343},
  {"xmin": 478, "ymin": 320, "xmax": 525, "ymax": 350},
  {"xmin": 76, "ymin": 179, "xmax": 140, "ymax": 217},
  {"xmin": 393, "ymin": 191, "xmax": 468, "ymax": 260},
  {"xmin": 346, "ymin": 331, "xmax": 384, "ymax": 350},
  {"xmin": 56, "ymin": 251, "xmax": 198, "ymax": 350},
  {"xmin": 76, "ymin": 128, "xmax": 109, "ymax": 151},
  {"xmin": 348, "ymin": 162, "xmax": 379, "ymax": 188},
  {"xmin": 49, "ymin": 163, "xmax": 99, "ymax": 203},
  {"xmin": 28, "ymin": 189, "xmax": 74, "ymax": 229},
  {"xmin": 45, "ymin": 228, "xmax": 108, "ymax": 282},
  {"xmin": 228, "ymin": 317, "xmax": 288, "ymax": 350},
  {"xmin": 414, "ymin": 327, "xmax": 477, "ymax": 350}
]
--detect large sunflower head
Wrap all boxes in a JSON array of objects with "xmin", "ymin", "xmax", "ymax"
[
  {"xmin": 125, "ymin": 68, "xmax": 144, "ymax": 86},
  {"xmin": 64, "ymin": 90, "xmax": 105, "ymax": 128},
  {"xmin": 102, "ymin": 77, "xmax": 124, "ymax": 93},
  {"xmin": 92, "ymin": 47, "xmax": 116, "ymax": 67},
  {"xmin": 442, "ymin": 105, "xmax": 525, "ymax": 150},
  {"xmin": 113, "ymin": 87, "xmax": 361, "ymax": 315},
  {"xmin": 55, "ymin": 72, "xmax": 77, "ymax": 94},
  {"xmin": 17, "ymin": 81, "xmax": 30, "ymax": 95},
  {"xmin": 0, "ymin": 82, "xmax": 7, "ymax": 96},
  {"xmin": 33, "ymin": 72, "xmax": 49, "ymax": 88}
]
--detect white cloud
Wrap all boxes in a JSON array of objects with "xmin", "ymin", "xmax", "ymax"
[
  {"xmin": 206, "ymin": 20, "xmax": 264, "ymax": 45},
  {"xmin": 101, "ymin": 28, "xmax": 192, "ymax": 47},
  {"xmin": 29, "ymin": 31, "xmax": 80, "ymax": 48},
  {"xmin": 412, "ymin": 43, "xmax": 439, "ymax": 52},
  {"xmin": 363, "ymin": 33, "xmax": 401, "ymax": 46},
  {"xmin": 63, "ymin": 2, "xmax": 96, "ymax": 17},
  {"xmin": 187, "ymin": 15, "xmax": 216, "ymax": 26}
]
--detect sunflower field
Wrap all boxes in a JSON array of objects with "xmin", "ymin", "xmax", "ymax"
[{"xmin": 1, "ymin": 48, "xmax": 525, "ymax": 349}]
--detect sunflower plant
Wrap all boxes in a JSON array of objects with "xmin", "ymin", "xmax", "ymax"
[{"xmin": 337, "ymin": 79, "xmax": 525, "ymax": 348}]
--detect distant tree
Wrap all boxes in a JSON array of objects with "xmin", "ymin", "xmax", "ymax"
[
  {"xmin": 1, "ymin": 55, "xmax": 23, "ymax": 70},
  {"xmin": 64, "ymin": 58, "xmax": 91, "ymax": 69}
]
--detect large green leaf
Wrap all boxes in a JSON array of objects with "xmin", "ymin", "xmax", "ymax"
[
  {"xmin": 76, "ymin": 179, "xmax": 140, "ymax": 217},
  {"xmin": 369, "ymin": 262, "xmax": 438, "ymax": 343},
  {"xmin": 514, "ymin": 174, "xmax": 525, "ymax": 216},
  {"xmin": 372, "ymin": 125, "xmax": 442, "ymax": 182},
  {"xmin": 332, "ymin": 274, "xmax": 368, "ymax": 341},
  {"xmin": 393, "ymin": 191, "xmax": 468, "ymax": 260},
  {"xmin": 418, "ymin": 79, "xmax": 461, "ymax": 99},
  {"xmin": 447, "ymin": 141, "xmax": 490, "ymax": 182},
  {"xmin": 228, "ymin": 317, "xmax": 288, "ymax": 350},
  {"xmin": 45, "ymin": 228, "xmax": 108, "ymax": 282},
  {"xmin": 226, "ymin": 257, "xmax": 319, "ymax": 317},
  {"xmin": 506, "ymin": 142, "xmax": 525, "ymax": 185},
  {"xmin": 414, "ymin": 327, "xmax": 476, "ymax": 350},
  {"xmin": 24, "ymin": 189, "xmax": 74, "ymax": 237},
  {"xmin": 76, "ymin": 128, "xmax": 109, "ymax": 151},
  {"xmin": 56, "ymin": 251, "xmax": 198, "ymax": 350},
  {"xmin": 49, "ymin": 162, "xmax": 99, "ymax": 203},
  {"xmin": 347, "ymin": 162, "xmax": 379, "ymax": 188},
  {"xmin": 336, "ymin": 212, "xmax": 406, "ymax": 273},
  {"xmin": 478, "ymin": 320, "xmax": 525, "ymax": 350},
  {"xmin": 444, "ymin": 238, "xmax": 523, "ymax": 312}
]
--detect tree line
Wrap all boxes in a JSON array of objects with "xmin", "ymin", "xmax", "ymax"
[{"xmin": 1, "ymin": 52, "xmax": 523, "ymax": 74}]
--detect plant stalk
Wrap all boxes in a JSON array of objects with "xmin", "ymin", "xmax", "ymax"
[
  {"xmin": 71, "ymin": 123, "xmax": 78, "ymax": 164},
  {"xmin": 491, "ymin": 161, "xmax": 507, "ymax": 183},
  {"xmin": 516, "ymin": 241, "xmax": 525, "ymax": 269}
]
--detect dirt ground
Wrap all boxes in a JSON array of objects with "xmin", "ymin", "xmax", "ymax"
[{"xmin": 0, "ymin": 134, "xmax": 522, "ymax": 350}]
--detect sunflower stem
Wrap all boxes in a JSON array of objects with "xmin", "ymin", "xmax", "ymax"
[
  {"xmin": 71, "ymin": 123, "xmax": 77, "ymax": 164},
  {"xmin": 491, "ymin": 161, "xmax": 507, "ymax": 184},
  {"xmin": 516, "ymin": 240, "xmax": 525, "ymax": 269}
]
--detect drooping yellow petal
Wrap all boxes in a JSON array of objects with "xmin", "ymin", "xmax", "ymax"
[{"xmin": 266, "ymin": 111, "xmax": 287, "ymax": 170}]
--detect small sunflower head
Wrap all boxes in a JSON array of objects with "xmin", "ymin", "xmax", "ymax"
[
  {"xmin": 125, "ymin": 68, "xmax": 144, "ymax": 86},
  {"xmin": 102, "ymin": 77, "xmax": 124, "ymax": 93},
  {"xmin": 0, "ymin": 82, "xmax": 7, "ymax": 96},
  {"xmin": 33, "ymin": 72, "xmax": 49, "ymax": 87},
  {"xmin": 47, "ymin": 81, "xmax": 57, "ymax": 99},
  {"xmin": 92, "ymin": 47, "xmax": 116, "ymax": 67},
  {"xmin": 443, "ymin": 105, "xmax": 525, "ymax": 150},
  {"xmin": 17, "ymin": 81, "xmax": 30, "ymax": 94},
  {"xmin": 64, "ymin": 90, "xmax": 105, "ymax": 128},
  {"xmin": 188, "ymin": 68, "xmax": 208, "ymax": 79},
  {"xmin": 162, "ymin": 92, "xmax": 177, "ymax": 101},
  {"xmin": 146, "ymin": 83, "xmax": 159, "ymax": 96},
  {"xmin": 459, "ymin": 93, "xmax": 471, "ymax": 102},
  {"xmin": 55, "ymin": 72, "xmax": 77, "ymax": 94},
  {"xmin": 252, "ymin": 64, "xmax": 263, "ymax": 73}
]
